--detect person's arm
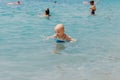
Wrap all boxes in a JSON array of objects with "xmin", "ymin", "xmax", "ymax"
[
  {"xmin": 90, "ymin": 5, "xmax": 96, "ymax": 11},
  {"xmin": 47, "ymin": 34, "xmax": 56, "ymax": 39},
  {"xmin": 66, "ymin": 35, "xmax": 76, "ymax": 42},
  {"xmin": 70, "ymin": 38, "xmax": 77, "ymax": 42}
]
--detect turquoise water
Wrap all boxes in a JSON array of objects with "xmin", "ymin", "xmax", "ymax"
[{"xmin": 0, "ymin": 0, "xmax": 120, "ymax": 80}]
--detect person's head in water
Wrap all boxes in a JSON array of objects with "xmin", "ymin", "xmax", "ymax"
[
  {"xmin": 54, "ymin": 24, "xmax": 65, "ymax": 37},
  {"xmin": 45, "ymin": 8, "xmax": 50, "ymax": 16},
  {"xmin": 90, "ymin": 0, "xmax": 94, "ymax": 5},
  {"xmin": 17, "ymin": 1, "xmax": 21, "ymax": 4}
]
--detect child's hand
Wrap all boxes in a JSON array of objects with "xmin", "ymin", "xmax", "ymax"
[
  {"xmin": 70, "ymin": 39, "xmax": 77, "ymax": 43},
  {"xmin": 46, "ymin": 35, "xmax": 55, "ymax": 40}
]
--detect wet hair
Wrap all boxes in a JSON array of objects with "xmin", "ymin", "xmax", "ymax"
[
  {"xmin": 45, "ymin": 8, "xmax": 50, "ymax": 15},
  {"xmin": 90, "ymin": 0, "xmax": 94, "ymax": 5}
]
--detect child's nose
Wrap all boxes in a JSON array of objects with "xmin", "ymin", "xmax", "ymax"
[{"xmin": 56, "ymin": 33, "xmax": 59, "ymax": 36}]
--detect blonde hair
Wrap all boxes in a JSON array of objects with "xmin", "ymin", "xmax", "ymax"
[{"xmin": 55, "ymin": 24, "xmax": 64, "ymax": 30}]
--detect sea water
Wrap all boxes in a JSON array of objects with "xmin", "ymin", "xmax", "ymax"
[{"xmin": 0, "ymin": 0, "xmax": 120, "ymax": 80}]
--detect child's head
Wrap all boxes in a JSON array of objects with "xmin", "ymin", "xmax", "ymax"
[
  {"xmin": 54, "ymin": 24, "xmax": 65, "ymax": 37},
  {"xmin": 90, "ymin": 0, "xmax": 94, "ymax": 5}
]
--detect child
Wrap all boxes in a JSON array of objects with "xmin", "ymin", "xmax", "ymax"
[
  {"xmin": 90, "ymin": 0, "xmax": 96, "ymax": 15},
  {"xmin": 48, "ymin": 24, "xmax": 76, "ymax": 43}
]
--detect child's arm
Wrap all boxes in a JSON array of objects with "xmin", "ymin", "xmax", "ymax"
[
  {"xmin": 47, "ymin": 34, "xmax": 56, "ymax": 39},
  {"xmin": 66, "ymin": 35, "xmax": 76, "ymax": 42}
]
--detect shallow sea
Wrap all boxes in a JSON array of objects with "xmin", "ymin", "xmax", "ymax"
[{"xmin": 0, "ymin": 0, "xmax": 120, "ymax": 80}]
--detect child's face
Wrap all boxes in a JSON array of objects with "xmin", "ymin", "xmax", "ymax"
[
  {"xmin": 54, "ymin": 24, "xmax": 65, "ymax": 37},
  {"xmin": 55, "ymin": 28, "xmax": 64, "ymax": 37}
]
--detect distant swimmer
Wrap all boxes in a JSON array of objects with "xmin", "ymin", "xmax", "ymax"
[
  {"xmin": 38, "ymin": 8, "xmax": 50, "ymax": 18},
  {"xmin": 7, "ymin": 1, "xmax": 21, "ymax": 5},
  {"xmin": 90, "ymin": 0, "xmax": 96, "ymax": 15},
  {"xmin": 83, "ymin": 0, "xmax": 100, "ymax": 4},
  {"xmin": 48, "ymin": 24, "xmax": 76, "ymax": 43},
  {"xmin": 83, "ymin": 0, "xmax": 96, "ymax": 15},
  {"xmin": 44, "ymin": 8, "xmax": 50, "ymax": 17},
  {"xmin": 54, "ymin": 1, "xmax": 57, "ymax": 3}
]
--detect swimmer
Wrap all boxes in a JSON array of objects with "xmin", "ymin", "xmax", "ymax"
[
  {"xmin": 7, "ymin": 1, "xmax": 21, "ymax": 5},
  {"xmin": 48, "ymin": 24, "xmax": 76, "ymax": 43},
  {"xmin": 54, "ymin": 1, "xmax": 57, "ymax": 3},
  {"xmin": 44, "ymin": 8, "xmax": 50, "ymax": 17},
  {"xmin": 38, "ymin": 8, "xmax": 50, "ymax": 19},
  {"xmin": 38, "ymin": 8, "xmax": 50, "ymax": 17},
  {"xmin": 90, "ymin": 0, "xmax": 96, "ymax": 15},
  {"xmin": 83, "ymin": 0, "xmax": 100, "ymax": 4}
]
